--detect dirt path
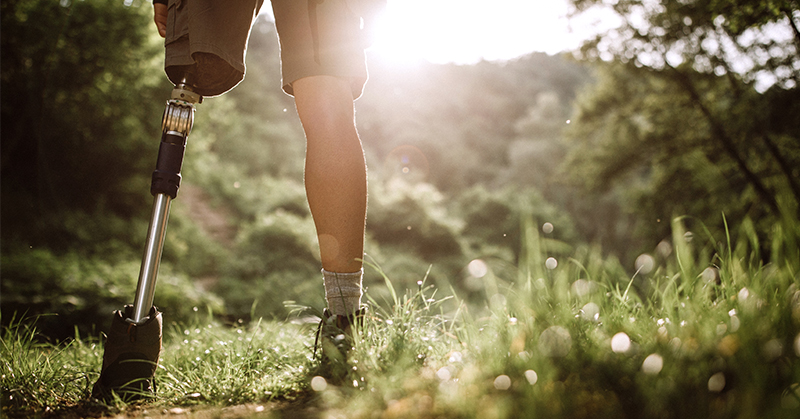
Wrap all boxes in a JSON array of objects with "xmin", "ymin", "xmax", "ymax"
[
  {"xmin": 173, "ymin": 183, "xmax": 237, "ymax": 290},
  {"xmin": 100, "ymin": 403, "xmax": 297, "ymax": 419},
  {"xmin": 177, "ymin": 183, "xmax": 237, "ymax": 246},
  {"xmin": 45, "ymin": 393, "xmax": 323, "ymax": 419}
]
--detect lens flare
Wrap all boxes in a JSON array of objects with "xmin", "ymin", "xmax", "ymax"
[{"xmin": 385, "ymin": 145, "xmax": 429, "ymax": 180}]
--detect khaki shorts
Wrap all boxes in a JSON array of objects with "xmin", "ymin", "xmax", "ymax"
[
  {"xmin": 165, "ymin": 0, "xmax": 369, "ymax": 99},
  {"xmin": 271, "ymin": 0, "xmax": 369, "ymax": 99},
  {"xmin": 165, "ymin": 0, "xmax": 264, "ymax": 97}
]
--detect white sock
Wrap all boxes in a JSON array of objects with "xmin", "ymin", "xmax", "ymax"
[{"xmin": 323, "ymin": 269, "xmax": 363, "ymax": 316}]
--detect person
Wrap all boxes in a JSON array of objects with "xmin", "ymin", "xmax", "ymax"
[
  {"xmin": 154, "ymin": 0, "xmax": 385, "ymax": 321},
  {"xmin": 92, "ymin": 0, "xmax": 383, "ymax": 400}
]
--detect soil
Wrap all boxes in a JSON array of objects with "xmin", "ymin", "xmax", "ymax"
[
  {"xmin": 173, "ymin": 182, "xmax": 237, "ymax": 290},
  {"xmin": 31, "ymin": 392, "xmax": 324, "ymax": 419},
  {"xmin": 177, "ymin": 183, "xmax": 236, "ymax": 247}
]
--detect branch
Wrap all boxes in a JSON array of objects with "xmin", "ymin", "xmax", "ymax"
[
  {"xmin": 666, "ymin": 65, "xmax": 780, "ymax": 214},
  {"xmin": 784, "ymin": 8, "xmax": 800, "ymax": 52},
  {"xmin": 762, "ymin": 134, "xmax": 800, "ymax": 206}
]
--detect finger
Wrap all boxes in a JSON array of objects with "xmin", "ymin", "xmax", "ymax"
[{"xmin": 154, "ymin": 3, "xmax": 168, "ymax": 38}]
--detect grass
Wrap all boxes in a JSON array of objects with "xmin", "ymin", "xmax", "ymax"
[{"xmin": 2, "ymin": 215, "xmax": 799, "ymax": 418}]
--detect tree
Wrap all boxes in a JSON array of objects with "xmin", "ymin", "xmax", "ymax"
[
  {"xmin": 1, "ymin": 0, "xmax": 170, "ymax": 251},
  {"xmin": 570, "ymin": 0, "xmax": 799, "ymax": 88},
  {"xmin": 563, "ymin": 0, "xmax": 800, "ymax": 247}
]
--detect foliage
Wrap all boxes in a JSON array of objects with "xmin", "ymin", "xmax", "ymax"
[
  {"xmin": 562, "ymin": 0, "xmax": 800, "ymax": 258},
  {"xmin": 358, "ymin": 53, "xmax": 591, "ymax": 194},
  {"xmin": 215, "ymin": 210, "xmax": 322, "ymax": 320},
  {"xmin": 3, "ymin": 214, "xmax": 799, "ymax": 418},
  {"xmin": 0, "ymin": 247, "xmax": 223, "ymax": 341},
  {"xmin": 0, "ymin": 0, "xmax": 170, "ymax": 249},
  {"xmin": 569, "ymin": 0, "xmax": 799, "ymax": 88},
  {"xmin": 0, "ymin": 315, "xmax": 102, "ymax": 417},
  {"xmin": 4, "ymin": 0, "xmax": 797, "ymax": 356}
]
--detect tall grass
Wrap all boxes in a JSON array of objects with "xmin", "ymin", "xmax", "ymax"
[{"xmin": 2, "ymin": 214, "xmax": 799, "ymax": 418}]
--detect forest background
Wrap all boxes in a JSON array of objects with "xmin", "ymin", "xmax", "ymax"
[{"xmin": 2, "ymin": 0, "xmax": 798, "ymax": 341}]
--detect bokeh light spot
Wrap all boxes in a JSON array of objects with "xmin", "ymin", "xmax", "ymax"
[
  {"xmin": 730, "ymin": 315, "xmax": 741, "ymax": 332},
  {"xmin": 538, "ymin": 326, "xmax": 572, "ymax": 357},
  {"xmin": 494, "ymin": 375, "xmax": 512, "ymax": 390},
  {"xmin": 542, "ymin": 222, "xmax": 554, "ymax": 234},
  {"xmin": 524, "ymin": 370, "xmax": 538, "ymax": 385},
  {"xmin": 468, "ymin": 259, "xmax": 488, "ymax": 278},
  {"xmin": 656, "ymin": 240, "xmax": 672, "ymax": 258},
  {"xmin": 545, "ymin": 257, "xmax": 558, "ymax": 270},
  {"xmin": 738, "ymin": 287, "xmax": 750, "ymax": 302},
  {"xmin": 708, "ymin": 372, "xmax": 726, "ymax": 392},
  {"xmin": 311, "ymin": 376, "xmax": 327, "ymax": 392},
  {"xmin": 436, "ymin": 366, "xmax": 453, "ymax": 381},
  {"xmin": 642, "ymin": 353, "xmax": 663, "ymax": 375},
  {"xmin": 635, "ymin": 254, "xmax": 655, "ymax": 274},
  {"xmin": 762, "ymin": 339, "xmax": 783, "ymax": 361},
  {"xmin": 581, "ymin": 302, "xmax": 600, "ymax": 322},
  {"xmin": 572, "ymin": 279, "xmax": 597, "ymax": 297},
  {"xmin": 702, "ymin": 267, "xmax": 718, "ymax": 283},
  {"xmin": 782, "ymin": 383, "xmax": 800, "ymax": 409},
  {"xmin": 611, "ymin": 332, "xmax": 631, "ymax": 353}
]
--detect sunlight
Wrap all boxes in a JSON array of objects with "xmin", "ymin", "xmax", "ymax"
[
  {"xmin": 371, "ymin": 0, "xmax": 579, "ymax": 64},
  {"xmin": 257, "ymin": 0, "xmax": 616, "ymax": 64}
]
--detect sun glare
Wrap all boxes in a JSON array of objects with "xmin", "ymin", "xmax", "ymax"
[
  {"xmin": 257, "ymin": 0, "xmax": 615, "ymax": 64},
  {"xmin": 371, "ymin": 0, "xmax": 579, "ymax": 64}
]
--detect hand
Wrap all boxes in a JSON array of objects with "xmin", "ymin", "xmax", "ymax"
[{"xmin": 154, "ymin": 3, "xmax": 167, "ymax": 38}]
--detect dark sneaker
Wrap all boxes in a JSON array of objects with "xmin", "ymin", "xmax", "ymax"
[
  {"xmin": 91, "ymin": 305, "xmax": 162, "ymax": 402},
  {"xmin": 313, "ymin": 307, "xmax": 367, "ymax": 383}
]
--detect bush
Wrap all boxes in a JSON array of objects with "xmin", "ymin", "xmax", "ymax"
[{"xmin": 0, "ymin": 248, "xmax": 223, "ymax": 341}]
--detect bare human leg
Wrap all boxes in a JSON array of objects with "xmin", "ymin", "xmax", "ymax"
[{"xmin": 292, "ymin": 75, "xmax": 366, "ymax": 315}]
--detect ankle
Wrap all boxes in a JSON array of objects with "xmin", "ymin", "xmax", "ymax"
[{"xmin": 323, "ymin": 269, "xmax": 363, "ymax": 316}]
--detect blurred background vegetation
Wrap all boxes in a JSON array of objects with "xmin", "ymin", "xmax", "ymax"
[{"xmin": 2, "ymin": 0, "xmax": 798, "ymax": 340}]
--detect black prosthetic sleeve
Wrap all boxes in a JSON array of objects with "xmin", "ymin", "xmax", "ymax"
[{"xmin": 150, "ymin": 133, "xmax": 186, "ymax": 199}]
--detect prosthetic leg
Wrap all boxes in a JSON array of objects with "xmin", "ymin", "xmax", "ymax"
[{"xmin": 92, "ymin": 74, "xmax": 201, "ymax": 401}]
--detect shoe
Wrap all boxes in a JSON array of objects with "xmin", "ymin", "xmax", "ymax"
[
  {"xmin": 313, "ymin": 307, "xmax": 367, "ymax": 383},
  {"xmin": 91, "ymin": 305, "xmax": 162, "ymax": 402}
]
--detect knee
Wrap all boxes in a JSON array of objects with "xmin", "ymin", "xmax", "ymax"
[{"xmin": 294, "ymin": 76, "xmax": 358, "ymax": 137}]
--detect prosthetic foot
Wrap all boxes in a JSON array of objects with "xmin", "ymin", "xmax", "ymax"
[{"xmin": 92, "ymin": 76, "xmax": 201, "ymax": 402}]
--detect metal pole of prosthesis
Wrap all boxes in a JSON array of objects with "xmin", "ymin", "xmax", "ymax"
[{"xmin": 129, "ymin": 77, "xmax": 202, "ymax": 325}]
